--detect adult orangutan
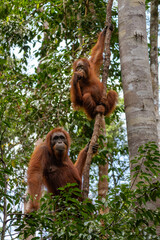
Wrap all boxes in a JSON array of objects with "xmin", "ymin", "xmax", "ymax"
[
  {"xmin": 70, "ymin": 26, "xmax": 118, "ymax": 119},
  {"xmin": 26, "ymin": 127, "xmax": 98, "ymax": 213}
]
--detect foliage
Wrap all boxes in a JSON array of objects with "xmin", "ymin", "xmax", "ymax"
[
  {"xmin": 0, "ymin": 143, "xmax": 158, "ymax": 239},
  {"xmin": 0, "ymin": 0, "xmax": 159, "ymax": 239}
]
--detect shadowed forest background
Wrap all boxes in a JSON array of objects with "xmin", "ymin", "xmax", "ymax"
[{"xmin": 0, "ymin": 0, "xmax": 160, "ymax": 239}]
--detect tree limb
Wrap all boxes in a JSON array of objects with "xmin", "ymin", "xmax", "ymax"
[{"xmin": 82, "ymin": 0, "xmax": 114, "ymax": 199}]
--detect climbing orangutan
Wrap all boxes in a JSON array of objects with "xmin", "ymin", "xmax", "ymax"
[{"xmin": 70, "ymin": 26, "xmax": 118, "ymax": 119}]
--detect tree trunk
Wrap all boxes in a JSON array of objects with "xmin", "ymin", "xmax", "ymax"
[
  {"xmin": 118, "ymin": 0, "xmax": 158, "ymax": 173},
  {"xmin": 118, "ymin": 0, "xmax": 160, "ymax": 234},
  {"xmin": 150, "ymin": 0, "xmax": 159, "ymax": 117},
  {"xmin": 150, "ymin": 0, "xmax": 160, "ymax": 149},
  {"xmin": 158, "ymin": 117, "xmax": 160, "ymax": 149}
]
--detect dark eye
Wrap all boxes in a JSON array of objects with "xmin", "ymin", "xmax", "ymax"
[
  {"xmin": 76, "ymin": 65, "xmax": 83, "ymax": 70},
  {"xmin": 60, "ymin": 136, "xmax": 65, "ymax": 140},
  {"xmin": 53, "ymin": 136, "xmax": 59, "ymax": 140}
]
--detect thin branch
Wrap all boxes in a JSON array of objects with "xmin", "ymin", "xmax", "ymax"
[
  {"xmin": 102, "ymin": 0, "xmax": 114, "ymax": 89},
  {"xmin": 83, "ymin": 114, "xmax": 102, "ymax": 199},
  {"xmin": 83, "ymin": 0, "xmax": 114, "ymax": 199}
]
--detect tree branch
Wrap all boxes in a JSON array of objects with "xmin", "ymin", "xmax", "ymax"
[{"xmin": 82, "ymin": 0, "xmax": 114, "ymax": 199}]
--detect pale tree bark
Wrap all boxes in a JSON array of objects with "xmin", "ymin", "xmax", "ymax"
[
  {"xmin": 150, "ymin": 0, "xmax": 159, "ymax": 117},
  {"xmin": 118, "ymin": 0, "xmax": 158, "ymax": 173},
  {"xmin": 150, "ymin": 0, "xmax": 160, "ymax": 149},
  {"xmin": 118, "ymin": 0, "xmax": 160, "ymax": 234}
]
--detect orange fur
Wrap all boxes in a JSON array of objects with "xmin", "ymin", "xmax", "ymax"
[
  {"xmin": 70, "ymin": 28, "xmax": 118, "ymax": 120},
  {"xmin": 26, "ymin": 128, "xmax": 88, "ymax": 213}
]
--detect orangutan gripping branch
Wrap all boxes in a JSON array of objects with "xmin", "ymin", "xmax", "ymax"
[
  {"xmin": 70, "ymin": 26, "xmax": 118, "ymax": 119},
  {"xmin": 26, "ymin": 127, "xmax": 98, "ymax": 213}
]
